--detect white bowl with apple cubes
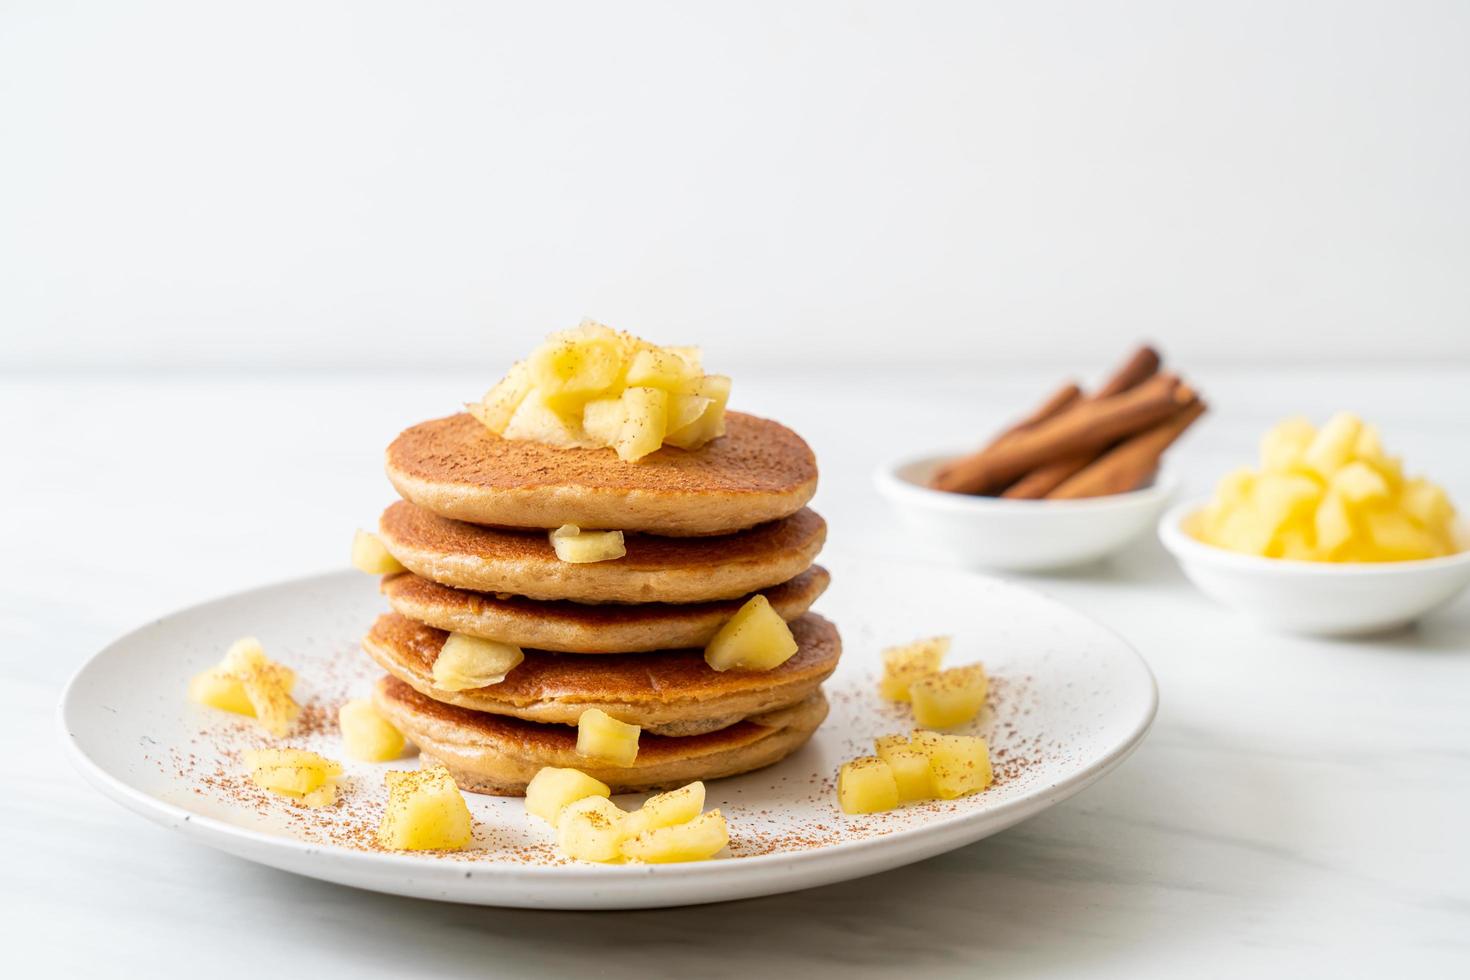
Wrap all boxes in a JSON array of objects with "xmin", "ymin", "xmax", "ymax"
[
  {"xmin": 1159, "ymin": 413, "xmax": 1470, "ymax": 635},
  {"xmin": 878, "ymin": 345, "xmax": 1204, "ymax": 571}
]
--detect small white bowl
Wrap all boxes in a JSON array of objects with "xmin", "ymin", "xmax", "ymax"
[
  {"xmin": 1159, "ymin": 499, "xmax": 1470, "ymax": 635},
  {"xmin": 874, "ymin": 452, "xmax": 1177, "ymax": 571}
]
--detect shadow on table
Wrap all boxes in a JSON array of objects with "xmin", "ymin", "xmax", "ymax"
[{"xmin": 223, "ymin": 730, "xmax": 1311, "ymax": 979}]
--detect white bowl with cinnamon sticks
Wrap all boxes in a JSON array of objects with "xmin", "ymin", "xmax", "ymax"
[{"xmin": 876, "ymin": 346, "xmax": 1204, "ymax": 571}]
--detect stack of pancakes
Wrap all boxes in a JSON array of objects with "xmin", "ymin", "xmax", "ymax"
[{"xmin": 362, "ymin": 410, "xmax": 839, "ymax": 795}]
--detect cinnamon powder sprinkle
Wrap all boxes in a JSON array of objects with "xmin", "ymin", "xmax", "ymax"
[{"xmin": 155, "ymin": 635, "xmax": 1052, "ymax": 865}]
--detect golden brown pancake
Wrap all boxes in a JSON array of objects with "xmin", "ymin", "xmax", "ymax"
[
  {"xmin": 372, "ymin": 675, "xmax": 829, "ymax": 795},
  {"xmin": 362, "ymin": 611, "xmax": 841, "ymax": 736},
  {"xmin": 378, "ymin": 500, "xmax": 826, "ymax": 603},
  {"xmin": 385, "ymin": 411, "xmax": 818, "ymax": 536},
  {"xmin": 379, "ymin": 566, "xmax": 830, "ymax": 653}
]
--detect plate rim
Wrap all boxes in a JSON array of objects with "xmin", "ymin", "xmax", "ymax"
[{"xmin": 58, "ymin": 562, "xmax": 1159, "ymax": 897}]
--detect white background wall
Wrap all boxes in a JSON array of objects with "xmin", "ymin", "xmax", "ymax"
[{"xmin": 3, "ymin": 0, "xmax": 1467, "ymax": 372}]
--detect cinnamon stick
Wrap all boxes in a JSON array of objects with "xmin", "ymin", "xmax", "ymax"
[
  {"xmin": 1047, "ymin": 397, "xmax": 1206, "ymax": 499},
  {"xmin": 931, "ymin": 381, "xmax": 1082, "ymax": 489},
  {"xmin": 931, "ymin": 372, "xmax": 1190, "ymax": 495},
  {"xmin": 1000, "ymin": 345, "xmax": 1161, "ymax": 499}
]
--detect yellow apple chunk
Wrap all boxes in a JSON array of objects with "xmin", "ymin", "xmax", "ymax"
[
  {"xmin": 1302, "ymin": 412, "xmax": 1362, "ymax": 478},
  {"xmin": 529, "ymin": 330, "xmax": 626, "ymax": 414},
  {"xmin": 469, "ymin": 360, "xmax": 534, "ymax": 433},
  {"xmin": 621, "ymin": 809, "xmax": 729, "ymax": 863},
  {"xmin": 664, "ymin": 375, "xmax": 731, "ymax": 450},
  {"xmin": 1259, "ymin": 417, "xmax": 1315, "ymax": 472},
  {"xmin": 703, "ymin": 595, "xmax": 799, "ymax": 672},
  {"xmin": 614, "ymin": 385, "xmax": 670, "ymax": 462},
  {"xmin": 909, "ymin": 664, "xmax": 989, "ymax": 729},
  {"xmin": 549, "ymin": 525, "xmax": 627, "ymax": 563},
  {"xmin": 432, "ymin": 633, "xmax": 524, "ymax": 691},
  {"xmin": 188, "ymin": 638, "xmax": 297, "ymax": 728},
  {"xmin": 625, "ymin": 347, "xmax": 701, "ymax": 393},
  {"xmin": 837, "ymin": 756, "xmax": 899, "ymax": 814},
  {"xmin": 524, "ymin": 767, "xmax": 612, "ymax": 824},
  {"xmin": 911, "ymin": 731, "xmax": 993, "ymax": 800},
  {"xmin": 886, "ymin": 747, "xmax": 938, "ymax": 802},
  {"xmin": 350, "ymin": 529, "xmax": 406, "ymax": 575},
  {"xmin": 556, "ymin": 795, "xmax": 629, "ymax": 863},
  {"xmin": 576, "ymin": 709, "xmax": 640, "ymax": 767},
  {"xmin": 878, "ymin": 636, "xmax": 950, "ymax": 702},
  {"xmin": 245, "ymin": 749, "xmax": 341, "ymax": 807},
  {"xmin": 623, "ymin": 781, "xmax": 706, "ymax": 839},
  {"xmin": 873, "ymin": 736, "xmax": 938, "ymax": 801},
  {"xmin": 377, "ymin": 766, "xmax": 474, "ymax": 851},
  {"xmin": 338, "ymin": 699, "xmax": 406, "ymax": 762}
]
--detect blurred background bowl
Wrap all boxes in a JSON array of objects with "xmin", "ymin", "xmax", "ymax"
[
  {"xmin": 875, "ymin": 453, "xmax": 1177, "ymax": 572},
  {"xmin": 1158, "ymin": 500, "xmax": 1470, "ymax": 635}
]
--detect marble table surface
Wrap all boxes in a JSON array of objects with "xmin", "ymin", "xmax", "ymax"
[{"xmin": 5, "ymin": 365, "xmax": 1468, "ymax": 977}]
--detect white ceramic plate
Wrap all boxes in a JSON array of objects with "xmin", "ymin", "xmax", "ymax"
[{"xmin": 59, "ymin": 554, "xmax": 1157, "ymax": 910}]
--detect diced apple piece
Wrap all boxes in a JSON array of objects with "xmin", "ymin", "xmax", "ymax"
[
  {"xmin": 625, "ymin": 348, "xmax": 701, "ymax": 393},
  {"xmin": 187, "ymin": 668, "xmax": 256, "ymax": 716},
  {"xmin": 623, "ymin": 781, "xmax": 706, "ymax": 839},
  {"xmin": 548, "ymin": 525, "xmax": 626, "ymax": 563},
  {"xmin": 555, "ymin": 795, "xmax": 628, "ymax": 863},
  {"xmin": 885, "ymin": 747, "xmax": 938, "ymax": 802},
  {"xmin": 1302, "ymin": 412, "xmax": 1363, "ymax": 478},
  {"xmin": 581, "ymin": 396, "xmax": 626, "ymax": 444},
  {"xmin": 666, "ymin": 345, "xmax": 703, "ymax": 371},
  {"xmin": 469, "ymin": 360, "xmax": 534, "ymax": 434},
  {"xmin": 1259, "ymin": 417, "xmax": 1316, "ymax": 473},
  {"xmin": 377, "ymin": 766, "xmax": 474, "ymax": 851},
  {"xmin": 338, "ymin": 699, "xmax": 406, "ymax": 762},
  {"xmin": 188, "ymin": 638, "xmax": 297, "ymax": 726},
  {"xmin": 502, "ymin": 395, "xmax": 595, "ymax": 448},
  {"xmin": 1252, "ymin": 473, "xmax": 1324, "ymax": 538},
  {"xmin": 837, "ymin": 756, "xmax": 899, "ymax": 814},
  {"xmin": 1272, "ymin": 519, "xmax": 1319, "ymax": 561},
  {"xmin": 664, "ymin": 374, "xmax": 731, "ymax": 450},
  {"xmin": 1214, "ymin": 503, "xmax": 1277, "ymax": 556},
  {"xmin": 245, "ymin": 748, "xmax": 341, "ymax": 807},
  {"xmin": 529, "ymin": 331, "xmax": 627, "ymax": 413},
  {"xmin": 911, "ymin": 731, "xmax": 993, "ymax": 799},
  {"xmin": 1401, "ymin": 478, "xmax": 1455, "ymax": 532},
  {"xmin": 613, "ymin": 386, "xmax": 669, "ymax": 462},
  {"xmin": 621, "ymin": 809, "xmax": 729, "ymax": 863},
  {"xmin": 525, "ymin": 767, "xmax": 612, "ymax": 824},
  {"xmin": 878, "ymin": 636, "xmax": 950, "ymax": 702},
  {"xmin": 1363, "ymin": 508, "xmax": 1445, "ymax": 561},
  {"xmin": 236, "ymin": 661, "xmax": 300, "ymax": 737},
  {"xmin": 704, "ymin": 595, "xmax": 799, "ymax": 672},
  {"xmin": 909, "ymin": 664, "xmax": 989, "ymax": 729},
  {"xmin": 665, "ymin": 394, "xmax": 714, "ymax": 438},
  {"xmin": 1330, "ymin": 461, "xmax": 1390, "ymax": 506},
  {"xmin": 351, "ymin": 529, "xmax": 405, "ymax": 575},
  {"xmin": 1314, "ymin": 491, "xmax": 1355, "ymax": 557},
  {"xmin": 1354, "ymin": 423, "xmax": 1385, "ymax": 465},
  {"xmin": 432, "ymin": 633, "xmax": 524, "ymax": 691},
  {"xmin": 576, "ymin": 709, "xmax": 640, "ymax": 767},
  {"xmin": 874, "ymin": 735, "xmax": 938, "ymax": 800}
]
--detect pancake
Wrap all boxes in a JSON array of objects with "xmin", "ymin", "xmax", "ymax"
[
  {"xmin": 379, "ymin": 566, "xmax": 830, "ymax": 653},
  {"xmin": 373, "ymin": 675, "xmax": 829, "ymax": 795},
  {"xmin": 361, "ymin": 611, "xmax": 841, "ymax": 736},
  {"xmin": 385, "ymin": 411, "xmax": 818, "ymax": 536},
  {"xmin": 378, "ymin": 500, "xmax": 826, "ymax": 604}
]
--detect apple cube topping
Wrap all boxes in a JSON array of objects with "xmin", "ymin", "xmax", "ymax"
[
  {"xmin": 703, "ymin": 595, "xmax": 798, "ymax": 672},
  {"xmin": 432, "ymin": 633, "xmax": 524, "ymax": 691},
  {"xmin": 548, "ymin": 525, "xmax": 626, "ymax": 563},
  {"xmin": 377, "ymin": 766, "xmax": 474, "ymax": 851}
]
